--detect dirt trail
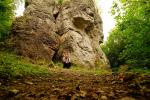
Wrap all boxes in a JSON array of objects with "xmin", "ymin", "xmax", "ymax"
[{"xmin": 0, "ymin": 68, "xmax": 150, "ymax": 100}]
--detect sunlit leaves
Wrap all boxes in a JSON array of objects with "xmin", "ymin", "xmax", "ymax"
[{"xmin": 102, "ymin": 0, "xmax": 150, "ymax": 68}]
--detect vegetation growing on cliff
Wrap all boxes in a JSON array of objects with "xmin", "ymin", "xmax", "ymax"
[
  {"xmin": 57, "ymin": 0, "xmax": 64, "ymax": 4},
  {"xmin": 0, "ymin": 0, "xmax": 15, "ymax": 39},
  {"xmin": 102, "ymin": 0, "xmax": 150, "ymax": 70}
]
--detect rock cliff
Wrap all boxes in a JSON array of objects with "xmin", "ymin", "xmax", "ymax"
[{"xmin": 11, "ymin": 0, "xmax": 110, "ymax": 68}]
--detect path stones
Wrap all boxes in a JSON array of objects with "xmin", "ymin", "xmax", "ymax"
[
  {"xmin": 100, "ymin": 95, "xmax": 108, "ymax": 100},
  {"xmin": 25, "ymin": 81, "xmax": 34, "ymax": 85},
  {"xmin": 8, "ymin": 89, "xmax": 19, "ymax": 97},
  {"xmin": 119, "ymin": 96, "xmax": 136, "ymax": 100}
]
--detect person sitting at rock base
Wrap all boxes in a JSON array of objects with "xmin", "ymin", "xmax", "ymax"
[{"xmin": 62, "ymin": 54, "xmax": 71, "ymax": 68}]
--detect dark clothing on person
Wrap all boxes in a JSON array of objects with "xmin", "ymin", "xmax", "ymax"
[{"xmin": 63, "ymin": 62, "xmax": 71, "ymax": 68}]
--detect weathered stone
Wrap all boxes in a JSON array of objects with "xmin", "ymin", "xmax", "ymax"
[
  {"xmin": 55, "ymin": 0, "xmax": 110, "ymax": 68},
  {"xmin": 100, "ymin": 95, "xmax": 108, "ymax": 100},
  {"xmin": 25, "ymin": 81, "xmax": 34, "ymax": 85},
  {"xmin": 11, "ymin": 0, "xmax": 110, "ymax": 68},
  {"xmin": 11, "ymin": 1, "xmax": 60, "ymax": 61}
]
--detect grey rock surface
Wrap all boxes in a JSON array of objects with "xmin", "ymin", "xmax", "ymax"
[{"xmin": 11, "ymin": 0, "xmax": 110, "ymax": 68}]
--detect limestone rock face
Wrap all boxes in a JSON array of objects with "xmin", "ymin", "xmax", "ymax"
[
  {"xmin": 11, "ymin": 0, "xmax": 110, "ymax": 68},
  {"xmin": 12, "ymin": 0, "xmax": 59, "ymax": 60}
]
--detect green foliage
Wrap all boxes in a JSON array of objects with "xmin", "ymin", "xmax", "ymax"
[
  {"xmin": 102, "ymin": 0, "xmax": 150, "ymax": 69},
  {"xmin": 0, "ymin": 51, "xmax": 49, "ymax": 79},
  {"xmin": 128, "ymin": 67, "xmax": 150, "ymax": 74},
  {"xmin": 0, "ymin": 0, "xmax": 15, "ymax": 39},
  {"xmin": 57, "ymin": 0, "xmax": 64, "ymax": 5},
  {"xmin": 53, "ymin": 61, "xmax": 63, "ymax": 68},
  {"xmin": 70, "ymin": 66, "xmax": 111, "ymax": 75}
]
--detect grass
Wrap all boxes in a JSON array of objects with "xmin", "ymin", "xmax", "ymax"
[
  {"xmin": 1, "ymin": 50, "xmax": 148, "ymax": 80},
  {"xmin": 69, "ymin": 65, "xmax": 112, "ymax": 75},
  {"xmin": 0, "ymin": 51, "xmax": 49, "ymax": 79},
  {"xmin": 49, "ymin": 61, "xmax": 112, "ymax": 75},
  {"xmin": 0, "ymin": 50, "xmax": 111, "ymax": 80}
]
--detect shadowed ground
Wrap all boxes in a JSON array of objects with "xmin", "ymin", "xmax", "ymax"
[{"xmin": 0, "ymin": 68, "xmax": 149, "ymax": 100}]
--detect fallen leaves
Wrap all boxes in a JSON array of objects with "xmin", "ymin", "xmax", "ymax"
[{"xmin": 0, "ymin": 71, "xmax": 149, "ymax": 99}]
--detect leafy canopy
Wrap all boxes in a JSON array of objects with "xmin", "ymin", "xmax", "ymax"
[{"xmin": 102, "ymin": 0, "xmax": 150, "ymax": 68}]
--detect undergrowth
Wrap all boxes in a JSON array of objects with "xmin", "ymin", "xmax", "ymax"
[
  {"xmin": 128, "ymin": 67, "xmax": 150, "ymax": 74},
  {"xmin": 114, "ymin": 65, "xmax": 150, "ymax": 74},
  {"xmin": 0, "ymin": 51, "xmax": 49, "ymax": 79}
]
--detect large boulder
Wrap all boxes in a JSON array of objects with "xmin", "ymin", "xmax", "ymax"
[
  {"xmin": 11, "ymin": 0, "xmax": 110, "ymax": 68},
  {"xmin": 11, "ymin": 0, "xmax": 59, "ymax": 61}
]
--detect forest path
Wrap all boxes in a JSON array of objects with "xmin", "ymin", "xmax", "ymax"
[{"xmin": 0, "ymin": 68, "xmax": 150, "ymax": 100}]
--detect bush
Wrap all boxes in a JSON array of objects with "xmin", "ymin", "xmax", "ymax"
[{"xmin": 0, "ymin": 0, "xmax": 15, "ymax": 39}]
